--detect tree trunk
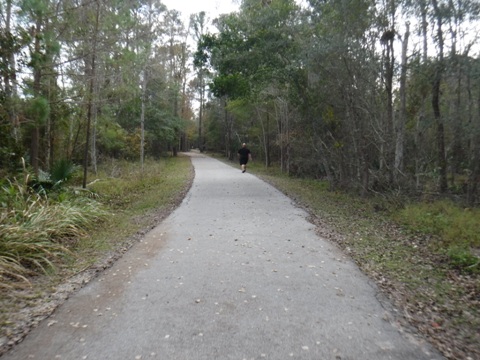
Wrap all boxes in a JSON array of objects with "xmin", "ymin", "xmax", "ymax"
[
  {"xmin": 180, "ymin": 42, "xmax": 187, "ymax": 152},
  {"xmin": 223, "ymin": 100, "xmax": 234, "ymax": 160},
  {"xmin": 381, "ymin": 28, "xmax": 395, "ymax": 182},
  {"xmin": 4, "ymin": 0, "xmax": 19, "ymax": 142},
  {"xmin": 82, "ymin": 0, "xmax": 100, "ymax": 188},
  {"xmin": 47, "ymin": 75, "xmax": 54, "ymax": 170},
  {"xmin": 414, "ymin": 0, "xmax": 429, "ymax": 190},
  {"xmin": 467, "ymin": 76, "xmax": 480, "ymax": 205},
  {"xmin": 431, "ymin": 0, "xmax": 448, "ymax": 193},
  {"xmin": 91, "ymin": 64, "xmax": 101, "ymax": 175},
  {"xmin": 275, "ymin": 97, "xmax": 289, "ymax": 174},
  {"xmin": 199, "ymin": 72, "xmax": 204, "ymax": 152},
  {"xmin": 265, "ymin": 110, "xmax": 270, "ymax": 167},
  {"xmin": 449, "ymin": 11, "xmax": 463, "ymax": 181},
  {"xmin": 140, "ymin": 70, "xmax": 146, "ymax": 172},
  {"xmin": 31, "ymin": 16, "xmax": 43, "ymax": 176},
  {"xmin": 421, "ymin": 0, "xmax": 428, "ymax": 63},
  {"xmin": 257, "ymin": 105, "xmax": 272, "ymax": 167},
  {"xmin": 395, "ymin": 22, "xmax": 409, "ymax": 182}
]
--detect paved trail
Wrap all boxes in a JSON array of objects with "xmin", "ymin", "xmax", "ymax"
[{"xmin": 3, "ymin": 153, "xmax": 442, "ymax": 360}]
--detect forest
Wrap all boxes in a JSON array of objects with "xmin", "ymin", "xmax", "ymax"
[
  {"xmin": 1, "ymin": 0, "xmax": 480, "ymax": 202},
  {"xmin": 0, "ymin": 0, "xmax": 199, "ymax": 188},
  {"xmin": 196, "ymin": 0, "xmax": 480, "ymax": 204}
]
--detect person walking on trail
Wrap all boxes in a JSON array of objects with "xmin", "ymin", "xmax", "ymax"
[{"xmin": 237, "ymin": 143, "xmax": 252, "ymax": 173}]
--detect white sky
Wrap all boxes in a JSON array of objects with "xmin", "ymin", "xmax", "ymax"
[{"xmin": 160, "ymin": 0, "xmax": 240, "ymax": 24}]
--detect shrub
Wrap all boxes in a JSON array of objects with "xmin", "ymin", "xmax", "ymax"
[{"xmin": 50, "ymin": 159, "xmax": 78, "ymax": 184}]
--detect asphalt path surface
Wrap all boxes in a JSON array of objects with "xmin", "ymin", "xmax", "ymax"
[{"xmin": 3, "ymin": 153, "xmax": 443, "ymax": 360}]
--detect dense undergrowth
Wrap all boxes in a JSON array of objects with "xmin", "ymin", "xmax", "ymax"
[
  {"xmin": 0, "ymin": 178, "xmax": 108, "ymax": 289},
  {"xmin": 0, "ymin": 156, "xmax": 192, "ymax": 289}
]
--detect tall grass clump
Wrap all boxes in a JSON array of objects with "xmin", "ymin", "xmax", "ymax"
[{"xmin": 0, "ymin": 178, "xmax": 108, "ymax": 287}]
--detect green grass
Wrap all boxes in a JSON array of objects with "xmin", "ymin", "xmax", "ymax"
[
  {"xmin": 396, "ymin": 200, "xmax": 480, "ymax": 246},
  {"xmin": 395, "ymin": 200, "xmax": 480, "ymax": 273}
]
